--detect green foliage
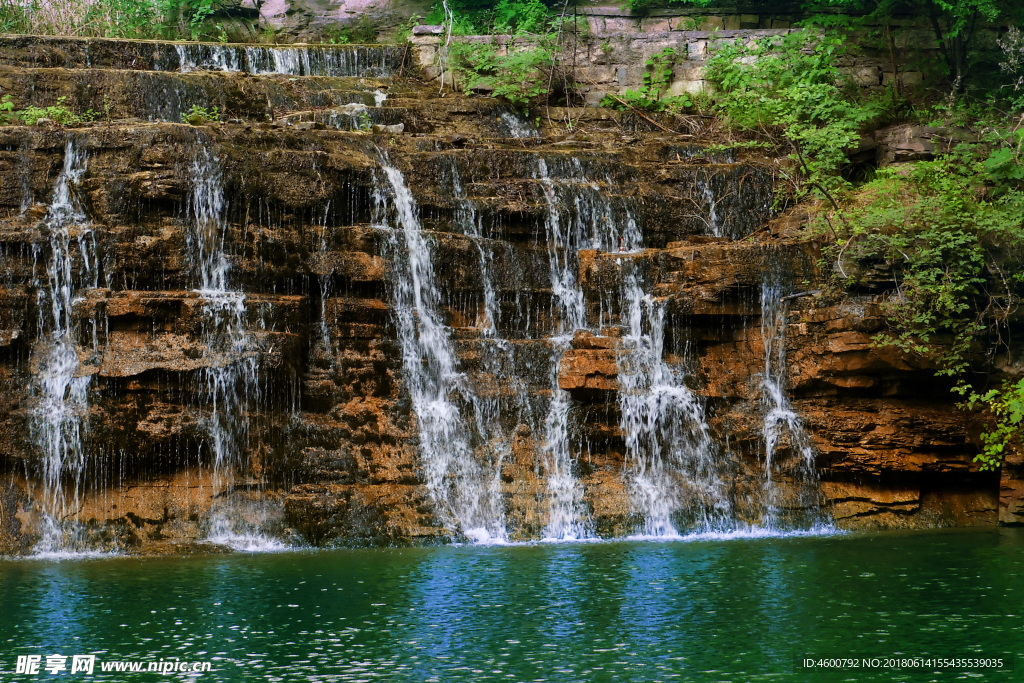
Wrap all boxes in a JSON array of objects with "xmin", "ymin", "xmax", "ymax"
[
  {"xmin": 705, "ymin": 29, "xmax": 893, "ymax": 192},
  {"xmin": 604, "ymin": 89, "xmax": 708, "ymax": 113},
  {"xmin": 181, "ymin": 104, "xmax": 221, "ymax": 125},
  {"xmin": 427, "ymin": 0, "xmax": 556, "ymax": 35},
  {"xmin": 179, "ymin": 0, "xmax": 217, "ymax": 38},
  {"xmin": 257, "ymin": 25, "xmax": 280, "ymax": 43},
  {"xmin": 0, "ymin": 0, "xmax": 260, "ymax": 41},
  {"xmin": 640, "ymin": 47, "xmax": 677, "ymax": 100},
  {"xmin": 601, "ymin": 48, "xmax": 677, "ymax": 111},
  {"xmin": 356, "ymin": 110, "xmax": 373, "ymax": 131},
  {"xmin": 432, "ymin": 0, "xmax": 570, "ymax": 105},
  {"xmin": 622, "ymin": 0, "xmax": 1022, "ymax": 94},
  {"xmin": 983, "ymin": 128, "xmax": 1024, "ymax": 186},
  {"xmin": 492, "ymin": 0, "xmax": 550, "ymax": 34},
  {"xmin": 450, "ymin": 38, "xmax": 555, "ymax": 105},
  {"xmin": 393, "ymin": 15, "xmax": 423, "ymax": 44},
  {"xmin": 831, "ymin": 117, "xmax": 1024, "ymax": 382},
  {"xmin": 320, "ymin": 16, "xmax": 379, "ymax": 44},
  {"xmin": 967, "ymin": 378, "xmax": 1024, "ymax": 470},
  {"xmin": 801, "ymin": 0, "xmax": 1022, "ymax": 94},
  {"xmin": 970, "ymin": 377, "xmax": 1024, "ymax": 470},
  {"xmin": 813, "ymin": 94, "xmax": 1024, "ymax": 469},
  {"xmin": 673, "ymin": 16, "xmax": 706, "ymax": 30},
  {"xmin": 0, "ymin": 95, "xmax": 93, "ymax": 125},
  {"xmin": 600, "ymin": 47, "xmax": 712, "ymax": 113}
]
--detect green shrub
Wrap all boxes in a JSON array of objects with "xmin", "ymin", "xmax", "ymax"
[
  {"xmin": 449, "ymin": 38, "xmax": 554, "ymax": 105},
  {"xmin": 181, "ymin": 104, "xmax": 221, "ymax": 125},
  {"xmin": 320, "ymin": 15, "xmax": 379, "ymax": 44},
  {"xmin": 601, "ymin": 48, "xmax": 679, "ymax": 111},
  {"xmin": 704, "ymin": 29, "xmax": 894, "ymax": 193},
  {"xmin": 431, "ymin": 0, "xmax": 570, "ymax": 105},
  {"xmin": 822, "ymin": 112, "xmax": 1024, "ymax": 470},
  {"xmin": 819, "ymin": 108, "xmax": 1024, "ymax": 468},
  {"xmin": 0, "ymin": 0, "xmax": 260, "ymax": 41},
  {"xmin": 426, "ymin": 0, "xmax": 555, "ymax": 36},
  {"xmin": 835, "ymin": 150, "xmax": 1022, "ymax": 367},
  {"xmin": 0, "ymin": 95, "xmax": 93, "ymax": 126},
  {"xmin": 968, "ymin": 379, "xmax": 1024, "ymax": 471},
  {"xmin": 491, "ymin": 0, "xmax": 549, "ymax": 34}
]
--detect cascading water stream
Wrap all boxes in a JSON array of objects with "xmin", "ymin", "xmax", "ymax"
[
  {"xmin": 591, "ymin": 159, "xmax": 729, "ymax": 536},
  {"xmin": 531, "ymin": 154, "xmax": 733, "ymax": 538},
  {"xmin": 187, "ymin": 146, "xmax": 281, "ymax": 550},
  {"xmin": 375, "ymin": 159, "xmax": 507, "ymax": 543},
  {"xmin": 759, "ymin": 254, "xmax": 823, "ymax": 529},
  {"xmin": 446, "ymin": 163, "xmax": 499, "ymax": 339},
  {"xmin": 315, "ymin": 201, "xmax": 334, "ymax": 359},
  {"xmin": 534, "ymin": 158, "xmax": 594, "ymax": 540},
  {"xmin": 616, "ymin": 264, "xmax": 731, "ymax": 536},
  {"xmin": 445, "ymin": 160, "xmax": 529, "ymax": 529},
  {"xmin": 698, "ymin": 174, "xmax": 721, "ymax": 237},
  {"xmin": 533, "ymin": 156, "xmax": 659, "ymax": 539},
  {"xmin": 29, "ymin": 137, "xmax": 100, "ymax": 554},
  {"xmin": 165, "ymin": 43, "xmax": 404, "ymax": 77},
  {"xmin": 496, "ymin": 109, "xmax": 541, "ymax": 139}
]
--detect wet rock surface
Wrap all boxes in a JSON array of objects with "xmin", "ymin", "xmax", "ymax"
[{"xmin": 0, "ymin": 36, "xmax": 1004, "ymax": 554}]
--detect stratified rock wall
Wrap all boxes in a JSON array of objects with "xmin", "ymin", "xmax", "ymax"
[{"xmin": 0, "ymin": 36, "xmax": 1003, "ymax": 554}]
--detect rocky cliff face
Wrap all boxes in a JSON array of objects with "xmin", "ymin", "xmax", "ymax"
[{"xmin": 0, "ymin": 36, "xmax": 1004, "ymax": 555}]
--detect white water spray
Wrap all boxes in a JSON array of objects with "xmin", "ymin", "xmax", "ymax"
[
  {"xmin": 29, "ymin": 138, "xmax": 99, "ymax": 554},
  {"xmin": 759, "ymin": 256, "xmax": 821, "ymax": 528},
  {"xmin": 616, "ymin": 264, "xmax": 730, "ymax": 536},
  {"xmin": 188, "ymin": 146, "xmax": 283, "ymax": 551},
  {"xmin": 375, "ymin": 160, "xmax": 507, "ymax": 543}
]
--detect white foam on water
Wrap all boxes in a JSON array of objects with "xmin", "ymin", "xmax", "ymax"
[
  {"xmin": 623, "ymin": 525, "xmax": 840, "ymax": 544},
  {"xmin": 205, "ymin": 531, "xmax": 290, "ymax": 553},
  {"xmin": 17, "ymin": 549, "xmax": 121, "ymax": 561}
]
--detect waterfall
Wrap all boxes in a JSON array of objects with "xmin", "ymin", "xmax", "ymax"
[
  {"xmin": 443, "ymin": 159, "xmax": 499, "ymax": 343},
  {"xmin": 163, "ymin": 43, "xmax": 404, "ymax": 77},
  {"xmin": 0, "ymin": 31, "xmax": 845, "ymax": 553},
  {"xmin": 616, "ymin": 264, "xmax": 731, "ymax": 536},
  {"xmin": 175, "ymin": 43, "xmax": 240, "ymax": 73},
  {"xmin": 698, "ymin": 174, "xmax": 721, "ymax": 237},
  {"xmin": 28, "ymin": 137, "xmax": 99, "ymax": 554},
  {"xmin": 496, "ymin": 109, "xmax": 541, "ymax": 139},
  {"xmin": 447, "ymin": 160, "xmax": 524, "ymax": 536},
  {"xmin": 759, "ymin": 254, "xmax": 822, "ymax": 529},
  {"xmin": 532, "ymin": 156, "xmax": 653, "ymax": 539},
  {"xmin": 531, "ymin": 155, "xmax": 731, "ymax": 538},
  {"xmin": 315, "ymin": 201, "xmax": 334, "ymax": 358},
  {"xmin": 534, "ymin": 158, "xmax": 592, "ymax": 540},
  {"xmin": 243, "ymin": 45, "xmax": 400, "ymax": 76},
  {"xmin": 375, "ymin": 159, "xmax": 507, "ymax": 543},
  {"xmin": 187, "ymin": 146, "xmax": 282, "ymax": 550}
]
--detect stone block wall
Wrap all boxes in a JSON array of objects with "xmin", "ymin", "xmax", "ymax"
[
  {"xmin": 411, "ymin": 27, "xmax": 934, "ymax": 107},
  {"xmin": 405, "ymin": 0, "xmax": 1015, "ymax": 107}
]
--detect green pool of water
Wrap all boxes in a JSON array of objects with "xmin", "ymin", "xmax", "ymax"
[{"xmin": 2, "ymin": 528, "xmax": 1022, "ymax": 681}]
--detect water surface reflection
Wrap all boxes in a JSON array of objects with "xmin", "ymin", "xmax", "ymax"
[{"xmin": 2, "ymin": 530, "xmax": 1022, "ymax": 681}]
